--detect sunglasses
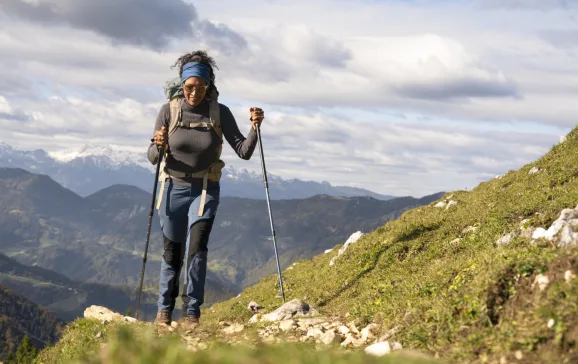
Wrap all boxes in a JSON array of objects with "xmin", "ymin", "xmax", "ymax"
[{"xmin": 184, "ymin": 85, "xmax": 208, "ymax": 93}]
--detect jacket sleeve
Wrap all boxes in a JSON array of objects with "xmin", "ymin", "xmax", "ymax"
[
  {"xmin": 220, "ymin": 104, "xmax": 258, "ymax": 160},
  {"xmin": 147, "ymin": 103, "xmax": 170, "ymax": 165}
]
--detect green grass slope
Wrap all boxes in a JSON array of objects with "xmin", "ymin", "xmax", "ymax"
[
  {"xmin": 201, "ymin": 128, "xmax": 578, "ymax": 363},
  {"xmin": 38, "ymin": 128, "xmax": 578, "ymax": 363}
]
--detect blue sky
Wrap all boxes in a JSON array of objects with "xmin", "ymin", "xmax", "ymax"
[{"xmin": 0, "ymin": 0, "xmax": 576, "ymax": 196}]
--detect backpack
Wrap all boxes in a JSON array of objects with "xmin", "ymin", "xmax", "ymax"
[{"xmin": 155, "ymin": 76, "xmax": 225, "ymax": 217}]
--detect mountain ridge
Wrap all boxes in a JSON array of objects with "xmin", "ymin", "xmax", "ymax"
[
  {"xmin": 0, "ymin": 141, "xmax": 395, "ymax": 200},
  {"xmin": 0, "ymin": 167, "xmax": 442, "ymax": 299}
]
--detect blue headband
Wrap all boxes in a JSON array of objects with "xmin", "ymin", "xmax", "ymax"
[{"xmin": 181, "ymin": 62, "xmax": 211, "ymax": 86}]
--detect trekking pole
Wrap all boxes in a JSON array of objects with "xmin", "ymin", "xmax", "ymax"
[
  {"xmin": 255, "ymin": 123, "xmax": 286, "ymax": 303},
  {"xmin": 135, "ymin": 146, "xmax": 165, "ymax": 320}
]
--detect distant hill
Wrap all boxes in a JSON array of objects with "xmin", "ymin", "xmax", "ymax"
[
  {"xmin": 0, "ymin": 284, "xmax": 62, "ymax": 361},
  {"xmin": 0, "ymin": 253, "xmax": 163, "ymax": 322}
]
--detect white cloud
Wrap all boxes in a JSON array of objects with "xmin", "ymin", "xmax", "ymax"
[
  {"xmin": 0, "ymin": 0, "xmax": 575, "ymax": 196},
  {"xmin": 0, "ymin": 96, "xmax": 14, "ymax": 115}
]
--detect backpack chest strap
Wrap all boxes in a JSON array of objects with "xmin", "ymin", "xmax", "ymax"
[{"xmin": 176, "ymin": 120, "xmax": 214, "ymax": 129}]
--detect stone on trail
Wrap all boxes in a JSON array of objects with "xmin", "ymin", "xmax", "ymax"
[
  {"xmin": 222, "ymin": 323, "xmax": 245, "ymax": 335},
  {"xmin": 364, "ymin": 341, "xmax": 401, "ymax": 356},
  {"xmin": 320, "ymin": 330, "xmax": 340, "ymax": 345},
  {"xmin": 260, "ymin": 299, "xmax": 319, "ymax": 322},
  {"xmin": 279, "ymin": 319, "xmax": 296, "ymax": 332},
  {"xmin": 84, "ymin": 305, "xmax": 135, "ymax": 324},
  {"xmin": 247, "ymin": 301, "xmax": 262, "ymax": 312}
]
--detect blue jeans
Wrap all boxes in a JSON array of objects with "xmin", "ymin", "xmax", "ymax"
[{"xmin": 156, "ymin": 179, "xmax": 220, "ymax": 317}]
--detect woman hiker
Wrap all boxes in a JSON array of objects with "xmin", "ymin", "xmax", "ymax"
[{"xmin": 147, "ymin": 50, "xmax": 264, "ymax": 330}]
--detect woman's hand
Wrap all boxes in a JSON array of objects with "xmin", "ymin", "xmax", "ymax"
[
  {"xmin": 249, "ymin": 107, "xmax": 265, "ymax": 130},
  {"xmin": 153, "ymin": 126, "xmax": 168, "ymax": 147}
]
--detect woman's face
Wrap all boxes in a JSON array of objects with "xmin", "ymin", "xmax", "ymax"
[{"xmin": 183, "ymin": 76, "xmax": 208, "ymax": 106}]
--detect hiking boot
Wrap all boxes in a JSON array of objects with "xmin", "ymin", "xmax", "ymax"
[
  {"xmin": 178, "ymin": 315, "xmax": 199, "ymax": 333},
  {"xmin": 154, "ymin": 310, "xmax": 172, "ymax": 326}
]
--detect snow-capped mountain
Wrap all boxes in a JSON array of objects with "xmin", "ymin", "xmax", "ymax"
[
  {"xmin": 0, "ymin": 142, "xmax": 394, "ymax": 200},
  {"xmin": 48, "ymin": 144, "xmax": 151, "ymax": 170}
]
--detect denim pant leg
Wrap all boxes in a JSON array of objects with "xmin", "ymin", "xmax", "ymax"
[
  {"xmin": 157, "ymin": 181, "xmax": 192, "ymax": 312},
  {"xmin": 181, "ymin": 182, "xmax": 220, "ymax": 317}
]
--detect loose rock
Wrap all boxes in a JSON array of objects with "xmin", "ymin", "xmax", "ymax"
[
  {"xmin": 84, "ymin": 306, "xmax": 133, "ymax": 324},
  {"xmin": 531, "ymin": 206, "xmax": 578, "ymax": 248},
  {"xmin": 462, "ymin": 226, "xmax": 478, "ymax": 234},
  {"xmin": 320, "ymin": 330, "xmax": 340, "ymax": 345},
  {"xmin": 446, "ymin": 200, "xmax": 458, "ymax": 209},
  {"xmin": 260, "ymin": 299, "xmax": 318, "ymax": 322},
  {"xmin": 365, "ymin": 341, "xmax": 392, "ymax": 356},
  {"xmin": 222, "ymin": 323, "xmax": 244, "ymax": 335},
  {"xmin": 329, "ymin": 231, "xmax": 365, "ymax": 266},
  {"xmin": 297, "ymin": 318, "xmax": 326, "ymax": 328},
  {"xmin": 279, "ymin": 320, "xmax": 296, "ymax": 332},
  {"xmin": 533, "ymin": 274, "xmax": 549, "ymax": 291},
  {"xmin": 360, "ymin": 324, "xmax": 379, "ymax": 341},
  {"xmin": 248, "ymin": 301, "xmax": 262, "ymax": 312},
  {"xmin": 306, "ymin": 328, "xmax": 324, "ymax": 338},
  {"xmin": 496, "ymin": 233, "xmax": 513, "ymax": 247},
  {"xmin": 565, "ymin": 270, "xmax": 576, "ymax": 282},
  {"xmin": 434, "ymin": 201, "xmax": 447, "ymax": 208}
]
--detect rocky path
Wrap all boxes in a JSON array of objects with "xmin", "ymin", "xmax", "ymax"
[{"xmin": 83, "ymin": 298, "xmax": 404, "ymax": 358}]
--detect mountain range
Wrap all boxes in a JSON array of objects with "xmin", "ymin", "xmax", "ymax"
[
  {"xmin": 0, "ymin": 142, "xmax": 394, "ymax": 200},
  {"xmin": 0, "ymin": 167, "xmax": 442, "ymax": 304}
]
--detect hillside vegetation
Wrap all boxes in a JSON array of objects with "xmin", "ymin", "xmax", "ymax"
[
  {"xmin": 38, "ymin": 128, "xmax": 578, "ymax": 363},
  {"xmin": 0, "ymin": 284, "xmax": 63, "ymax": 361}
]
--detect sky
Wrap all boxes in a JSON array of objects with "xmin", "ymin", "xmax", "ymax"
[{"xmin": 0, "ymin": 0, "xmax": 577, "ymax": 197}]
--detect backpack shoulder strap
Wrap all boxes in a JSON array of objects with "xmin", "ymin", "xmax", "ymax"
[
  {"xmin": 208, "ymin": 88, "xmax": 223, "ymax": 160},
  {"xmin": 168, "ymin": 98, "xmax": 182, "ymax": 138}
]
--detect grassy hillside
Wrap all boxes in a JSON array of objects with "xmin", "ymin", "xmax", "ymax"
[
  {"xmin": 199, "ymin": 128, "xmax": 578, "ymax": 363},
  {"xmin": 38, "ymin": 128, "xmax": 578, "ymax": 363}
]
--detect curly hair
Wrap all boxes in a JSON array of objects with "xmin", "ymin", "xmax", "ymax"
[{"xmin": 172, "ymin": 50, "xmax": 220, "ymax": 99}]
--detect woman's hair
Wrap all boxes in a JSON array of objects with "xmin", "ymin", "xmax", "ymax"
[{"xmin": 172, "ymin": 50, "xmax": 220, "ymax": 98}]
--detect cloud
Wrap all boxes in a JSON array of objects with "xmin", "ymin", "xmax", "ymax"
[
  {"xmin": 538, "ymin": 29, "xmax": 578, "ymax": 49},
  {"xmin": 0, "ymin": 94, "xmax": 563, "ymax": 196},
  {"xmin": 392, "ymin": 72, "xmax": 519, "ymax": 101},
  {"xmin": 0, "ymin": 0, "xmax": 247, "ymax": 52},
  {"xmin": 0, "ymin": 0, "xmax": 576, "ymax": 196},
  {"xmin": 477, "ymin": 0, "xmax": 572, "ymax": 10}
]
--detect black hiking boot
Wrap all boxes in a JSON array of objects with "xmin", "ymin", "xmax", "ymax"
[{"xmin": 154, "ymin": 310, "xmax": 172, "ymax": 326}]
